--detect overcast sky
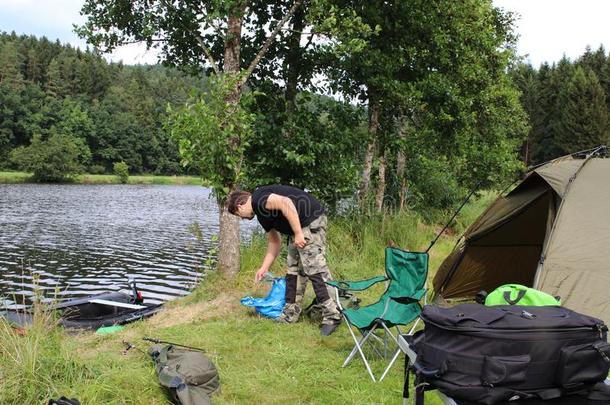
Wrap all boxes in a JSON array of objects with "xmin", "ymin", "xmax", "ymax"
[{"xmin": 1, "ymin": 0, "xmax": 609, "ymax": 67}]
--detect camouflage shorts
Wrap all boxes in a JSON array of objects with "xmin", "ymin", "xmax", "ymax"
[
  {"xmin": 287, "ymin": 215, "xmax": 328, "ymax": 277},
  {"xmin": 280, "ymin": 215, "xmax": 340, "ymax": 325}
]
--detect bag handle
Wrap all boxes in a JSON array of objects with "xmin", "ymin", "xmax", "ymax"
[
  {"xmin": 503, "ymin": 289, "xmax": 526, "ymax": 305},
  {"xmin": 413, "ymin": 361, "xmax": 442, "ymax": 378}
]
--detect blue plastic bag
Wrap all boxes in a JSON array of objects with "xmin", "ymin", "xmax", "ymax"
[{"xmin": 240, "ymin": 277, "xmax": 286, "ymax": 319}]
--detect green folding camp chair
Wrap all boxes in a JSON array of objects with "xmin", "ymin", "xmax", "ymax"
[{"xmin": 326, "ymin": 247, "xmax": 428, "ymax": 382}]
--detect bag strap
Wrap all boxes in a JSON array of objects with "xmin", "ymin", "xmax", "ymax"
[
  {"xmin": 503, "ymin": 289, "xmax": 526, "ymax": 305},
  {"xmin": 403, "ymin": 356, "xmax": 410, "ymax": 401},
  {"xmin": 414, "ymin": 373, "xmax": 426, "ymax": 405}
]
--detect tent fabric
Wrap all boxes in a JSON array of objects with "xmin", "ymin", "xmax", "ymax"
[
  {"xmin": 434, "ymin": 190, "xmax": 551, "ymax": 298},
  {"xmin": 536, "ymin": 158, "xmax": 610, "ymax": 322},
  {"xmin": 467, "ymin": 177, "xmax": 549, "ymax": 241},
  {"xmin": 433, "ymin": 154, "xmax": 610, "ymax": 326},
  {"xmin": 433, "ymin": 175, "xmax": 552, "ymax": 297},
  {"xmin": 534, "ymin": 156, "xmax": 584, "ymax": 196}
]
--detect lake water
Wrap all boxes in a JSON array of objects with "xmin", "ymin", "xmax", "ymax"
[{"xmin": 0, "ymin": 184, "xmax": 256, "ymax": 308}]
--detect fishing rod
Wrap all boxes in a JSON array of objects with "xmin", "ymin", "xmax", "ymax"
[
  {"xmin": 143, "ymin": 336, "xmax": 207, "ymax": 352},
  {"xmin": 426, "ymin": 182, "xmax": 480, "ymax": 253}
]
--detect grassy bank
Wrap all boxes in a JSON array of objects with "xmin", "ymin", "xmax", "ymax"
[
  {"xmin": 0, "ymin": 171, "xmax": 202, "ymax": 185},
  {"xmin": 0, "ymin": 196, "xmax": 493, "ymax": 404}
]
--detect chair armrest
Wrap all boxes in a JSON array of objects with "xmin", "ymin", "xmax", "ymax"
[
  {"xmin": 325, "ymin": 275, "xmax": 388, "ymax": 291},
  {"xmin": 391, "ymin": 288, "xmax": 427, "ymax": 303}
]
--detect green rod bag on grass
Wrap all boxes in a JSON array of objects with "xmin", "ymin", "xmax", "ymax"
[{"xmin": 148, "ymin": 344, "xmax": 220, "ymax": 405}]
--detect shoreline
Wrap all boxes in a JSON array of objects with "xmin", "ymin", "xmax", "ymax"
[
  {"xmin": 0, "ymin": 199, "xmax": 493, "ymax": 403},
  {"xmin": 0, "ymin": 171, "xmax": 202, "ymax": 186}
]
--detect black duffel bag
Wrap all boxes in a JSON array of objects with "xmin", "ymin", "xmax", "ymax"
[{"xmin": 408, "ymin": 304, "xmax": 610, "ymax": 404}]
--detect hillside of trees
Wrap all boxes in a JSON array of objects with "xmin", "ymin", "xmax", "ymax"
[
  {"xmin": 511, "ymin": 46, "xmax": 610, "ymax": 165},
  {"xmin": 0, "ymin": 32, "xmax": 207, "ymax": 175}
]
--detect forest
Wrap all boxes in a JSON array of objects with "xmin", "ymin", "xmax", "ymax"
[
  {"xmin": 1, "ymin": 3, "xmax": 610, "ymax": 217},
  {"xmin": 512, "ymin": 45, "xmax": 610, "ymax": 166},
  {"xmin": 0, "ymin": 32, "xmax": 206, "ymax": 176}
]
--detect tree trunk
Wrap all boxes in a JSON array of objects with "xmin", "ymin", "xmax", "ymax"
[
  {"xmin": 375, "ymin": 148, "xmax": 387, "ymax": 212},
  {"xmin": 359, "ymin": 101, "xmax": 380, "ymax": 204},
  {"xmin": 396, "ymin": 115, "xmax": 408, "ymax": 211},
  {"xmin": 284, "ymin": 6, "xmax": 305, "ymax": 112},
  {"xmin": 223, "ymin": 11, "xmax": 242, "ymax": 75},
  {"xmin": 215, "ymin": 2, "xmax": 302, "ymax": 277},
  {"xmin": 217, "ymin": 10, "xmax": 244, "ymax": 277},
  {"xmin": 217, "ymin": 196, "xmax": 241, "ymax": 277}
]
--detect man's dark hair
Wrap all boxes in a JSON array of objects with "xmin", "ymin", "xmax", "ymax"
[{"xmin": 227, "ymin": 190, "xmax": 251, "ymax": 215}]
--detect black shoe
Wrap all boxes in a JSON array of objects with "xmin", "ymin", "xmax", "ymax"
[{"xmin": 320, "ymin": 321, "xmax": 341, "ymax": 336}]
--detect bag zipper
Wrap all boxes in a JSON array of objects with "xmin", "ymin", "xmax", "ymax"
[{"xmin": 423, "ymin": 318, "xmax": 602, "ymax": 335}]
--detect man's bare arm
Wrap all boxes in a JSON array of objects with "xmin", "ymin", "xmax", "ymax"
[
  {"xmin": 265, "ymin": 194, "xmax": 303, "ymax": 236},
  {"xmin": 255, "ymin": 229, "xmax": 281, "ymax": 282}
]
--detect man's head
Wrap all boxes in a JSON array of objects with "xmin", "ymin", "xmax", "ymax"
[{"xmin": 227, "ymin": 190, "xmax": 254, "ymax": 219}]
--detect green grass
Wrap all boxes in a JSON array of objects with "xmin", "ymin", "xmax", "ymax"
[
  {"xmin": 0, "ymin": 203, "xmax": 491, "ymax": 404},
  {"xmin": 0, "ymin": 171, "xmax": 202, "ymax": 185},
  {"xmin": 0, "ymin": 171, "xmax": 32, "ymax": 183}
]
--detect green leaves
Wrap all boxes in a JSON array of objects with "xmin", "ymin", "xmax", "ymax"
[
  {"xmin": 166, "ymin": 74, "xmax": 255, "ymax": 200},
  {"xmin": 113, "ymin": 161, "xmax": 129, "ymax": 183},
  {"xmin": 10, "ymin": 133, "xmax": 84, "ymax": 182}
]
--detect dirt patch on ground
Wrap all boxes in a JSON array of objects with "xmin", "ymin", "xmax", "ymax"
[
  {"xmin": 146, "ymin": 291, "xmax": 241, "ymax": 330},
  {"xmin": 72, "ymin": 290, "xmax": 243, "ymax": 356}
]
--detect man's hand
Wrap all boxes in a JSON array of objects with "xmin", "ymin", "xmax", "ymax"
[
  {"xmin": 293, "ymin": 231, "xmax": 306, "ymax": 249},
  {"xmin": 255, "ymin": 267, "xmax": 268, "ymax": 283}
]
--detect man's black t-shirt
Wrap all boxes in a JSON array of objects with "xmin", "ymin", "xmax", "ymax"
[{"xmin": 251, "ymin": 185, "xmax": 325, "ymax": 235}]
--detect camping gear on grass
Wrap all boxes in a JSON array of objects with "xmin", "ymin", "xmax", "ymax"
[
  {"xmin": 405, "ymin": 303, "xmax": 610, "ymax": 405},
  {"xmin": 0, "ymin": 290, "xmax": 162, "ymax": 330},
  {"xmin": 149, "ymin": 343, "xmax": 220, "ymax": 405},
  {"xmin": 96, "ymin": 324, "xmax": 125, "ymax": 334},
  {"xmin": 326, "ymin": 246, "xmax": 428, "ymax": 381},
  {"xmin": 240, "ymin": 276, "xmax": 286, "ymax": 319},
  {"xmin": 484, "ymin": 284, "xmax": 560, "ymax": 307},
  {"xmin": 433, "ymin": 147, "xmax": 610, "ymax": 326}
]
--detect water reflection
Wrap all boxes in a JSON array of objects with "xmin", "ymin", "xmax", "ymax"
[{"xmin": 0, "ymin": 184, "xmax": 255, "ymax": 306}]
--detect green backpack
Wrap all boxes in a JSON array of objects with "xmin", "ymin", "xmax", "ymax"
[
  {"xmin": 485, "ymin": 284, "xmax": 561, "ymax": 307},
  {"xmin": 148, "ymin": 344, "xmax": 220, "ymax": 405}
]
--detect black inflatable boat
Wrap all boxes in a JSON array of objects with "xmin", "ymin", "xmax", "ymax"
[{"xmin": 1, "ymin": 281, "xmax": 163, "ymax": 330}]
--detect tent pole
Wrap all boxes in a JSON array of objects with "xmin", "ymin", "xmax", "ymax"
[{"xmin": 527, "ymin": 144, "xmax": 607, "ymax": 172}]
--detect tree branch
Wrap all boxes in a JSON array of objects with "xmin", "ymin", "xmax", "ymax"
[
  {"xmin": 239, "ymin": 0, "xmax": 303, "ymax": 87},
  {"xmin": 193, "ymin": 33, "xmax": 221, "ymax": 75},
  {"xmin": 121, "ymin": 38, "xmax": 168, "ymax": 45},
  {"xmin": 159, "ymin": 0, "xmax": 221, "ymax": 75},
  {"xmin": 303, "ymin": 32, "xmax": 315, "ymax": 50}
]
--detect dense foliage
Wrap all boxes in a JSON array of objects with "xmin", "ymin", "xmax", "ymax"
[
  {"xmin": 511, "ymin": 46, "xmax": 610, "ymax": 165},
  {"xmin": 113, "ymin": 161, "xmax": 129, "ymax": 183},
  {"xmin": 10, "ymin": 133, "xmax": 83, "ymax": 182},
  {"xmin": 167, "ymin": 74, "xmax": 256, "ymax": 198},
  {"xmin": 6, "ymin": 1, "xmax": 604, "ymax": 279},
  {"xmin": 0, "ymin": 32, "xmax": 206, "ymax": 175}
]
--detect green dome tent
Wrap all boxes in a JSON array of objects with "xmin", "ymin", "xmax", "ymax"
[{"xmin": 433, "ymin": 147, "xmax": 610, "ymax": 325}]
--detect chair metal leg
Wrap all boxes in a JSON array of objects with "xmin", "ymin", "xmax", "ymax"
[
  {"xmin": 407, "ymin": 317, "xmax": 420, "ymax": 335},
  {"xmin": 343, "ymin": 324, "xmax": 377, "ymax": 366},
  {"xmin": 344, "ymin": 318, "xmax": 377, "ymax": 381},
  {"xmin": 380, "ymin": 346, "xmax": 402, "ymax": 381},
  {"xmin": 366, "ymin": 330, "xmax": 386, "ymax": 358},
  {"xmin": 378, "ymin": 323, "xmax": 408, "ymax": 381}
]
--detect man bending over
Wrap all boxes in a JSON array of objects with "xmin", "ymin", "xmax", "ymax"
[{"xmin": 227, "ymin": 185, "xmax": 341, "ymax": 336}]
